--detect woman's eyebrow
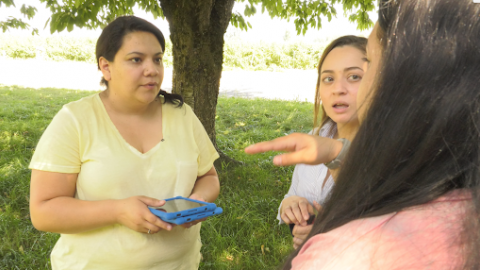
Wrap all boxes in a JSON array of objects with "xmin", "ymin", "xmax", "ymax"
[
  {"xmin": 344, "ymin": 67, "xmax": 364, "ymax": 72},
  {"xmin": 321, "ymin": 67, "xmax": 363, "ymax": 74},
  {"xmin": 126, "ymin": 51, "xmax": 164, "ymax": 56}
]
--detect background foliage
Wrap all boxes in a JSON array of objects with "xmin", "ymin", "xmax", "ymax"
[{"xmin": 0, "ymin": 34, "xmax": 330, "ymax": 71}]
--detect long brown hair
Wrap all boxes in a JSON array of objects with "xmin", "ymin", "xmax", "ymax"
[{"xmin": 313, "ymin": 36, "xmax": 367, "ymax": 135}]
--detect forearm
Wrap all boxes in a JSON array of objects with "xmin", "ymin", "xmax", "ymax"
[
  {"xmin": 190, "ymin": 170, "xmax": 220, "ymax": 203},
  {"xmin": 31, "ymin": 197, "xmax": 119, "ymax": 234}
]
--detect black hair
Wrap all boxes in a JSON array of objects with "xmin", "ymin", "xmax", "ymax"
[
  {"xmin": 96, "ymin": 16, "xmax": 183, "ymax": 106},
  {"xmin": 283, "ymin": 0, "xmax": 480, "ymax": 269},
  {"xmin": 313, "ymin": 35, "xmax": 367, "ymax": 135}
]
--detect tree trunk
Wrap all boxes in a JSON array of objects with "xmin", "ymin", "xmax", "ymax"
[{"xmin": 159, "ymin": 0, "xmax": 235, "ymax": 150}]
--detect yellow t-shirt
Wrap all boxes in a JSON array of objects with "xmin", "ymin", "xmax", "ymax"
[{"xmin": 29, "ymin": 93, "xmax": 219, "ymax": 270}]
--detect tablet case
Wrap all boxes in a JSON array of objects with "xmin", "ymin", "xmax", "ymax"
[
  {"xmin": 148, "ymin": 196, "xmax": 217, "ymax": 220},
  {"xmin": 160, "ymin": 207, "xmax": 223, "ymax": 225}
]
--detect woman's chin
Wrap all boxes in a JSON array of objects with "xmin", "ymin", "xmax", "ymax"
[
  {"xmin": 330, "ymin": 115, "xmax": 357, "ymax": 126},
  {"xmin": 136, "ymin": 92, "xmax": 159, "ymax": 104}
]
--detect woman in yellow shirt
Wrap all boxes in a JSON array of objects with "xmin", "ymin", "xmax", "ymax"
[{"xmin": 29, "ymin": 16, "xmax": 220, "ymax": 269}]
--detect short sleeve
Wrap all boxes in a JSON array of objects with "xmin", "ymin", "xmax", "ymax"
[
  {"xmin": 29, "ymin": 106, "xmax": 81, "ymax": 173},
  {"xmin": 186, "ymin": 106, "xmax": 219, "ymax": 176}
]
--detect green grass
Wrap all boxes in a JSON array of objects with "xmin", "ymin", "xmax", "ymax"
[
  {"xmin": 0, "ymin": 34, "xmax": 326, "ymax": 71},
  {"xmin": 0, "ymin": 85, "xmax": 314, "ymax": 269}
]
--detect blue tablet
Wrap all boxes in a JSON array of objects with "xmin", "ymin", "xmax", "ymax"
[
  {"xmin": 160, "ymin": 207, "xmax": 223, "ymax": 225},
  {"xmin": 148, "ymin": 196, "xmax": 217, "ymax": 220}
]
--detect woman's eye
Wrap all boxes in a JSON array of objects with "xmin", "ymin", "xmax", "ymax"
[
  {"xmin": 131, "ymin": 57, "xmax": 141, "ymax": 63},
  {"xmin": 322, "ymin": 77, "xmax": 334, "ymax": 83},
  {"xmin": 155, "ymin": 58, "xmax": 163, "ymax": 63},
  {"xmin": 348, "ymin": 74, "xmax": 362, "ymax": 81}
]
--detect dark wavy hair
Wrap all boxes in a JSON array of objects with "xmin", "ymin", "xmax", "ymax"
[
  {"xmin": 96, "ymin": 16, "xmax": 183, "ymax": 106},
  {"xmin": 313, "ymin": 35, "xmax": 367, "ymax": 136},
  {"xmin": 284, "ymin": 0, "xmax": 480, "ymax": 269}
]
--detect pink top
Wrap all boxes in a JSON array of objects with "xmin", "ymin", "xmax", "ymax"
[{"xmin": 291, "ymin": 190, "xmax": 470, "ymax": 270}]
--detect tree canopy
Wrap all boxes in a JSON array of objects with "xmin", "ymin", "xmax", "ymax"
[{"xmin": 1, "ymin": 0, "xmax": 375, "ymax": 36}]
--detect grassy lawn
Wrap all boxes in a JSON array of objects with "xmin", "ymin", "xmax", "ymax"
[{"xmin": 0, "ymin": 85, "xmax": 314, "ymax": 269}]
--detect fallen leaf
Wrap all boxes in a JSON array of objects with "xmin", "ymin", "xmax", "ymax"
[{"xmin": 261, "ymin": 244, "xmax": 265, "ymax": 255}]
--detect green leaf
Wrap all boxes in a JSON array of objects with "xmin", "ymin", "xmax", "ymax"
[
  {"xmin": 275, "ymin": 2, "xmax": 282, "ymax": 13},
  {"xmin": 0, "ymin": 0, "xmax": 15, "ymax": 8},
  {"xmin": 75, "ymin": 0, "xmax": 83, "ymax": 8},
  {"xmin": 43, "ymin": 17, "xmax": 50, "ymax": 30}
]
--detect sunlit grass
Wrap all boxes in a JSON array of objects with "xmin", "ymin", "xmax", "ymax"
[{"xmin": 0, "ymin": 85, "xmax": 314, "ymax": 269}]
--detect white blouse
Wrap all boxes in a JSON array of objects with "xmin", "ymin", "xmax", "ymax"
[{"xmin": 277, "ymin": 120, "xmax": 337, "ymax": 224}]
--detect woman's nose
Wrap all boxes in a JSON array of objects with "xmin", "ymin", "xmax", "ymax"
[
  {"xmin": 144, "ymin": 60, "xmax": 159, "ymax": 76},
  {"xmin": 332, "ymin": 79, "xmax": 348, "ymax": 95}
]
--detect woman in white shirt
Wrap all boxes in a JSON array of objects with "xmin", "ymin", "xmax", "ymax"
[{"xmin": 277, "ymin": 35, "xmax": 367, "ymax": 249}]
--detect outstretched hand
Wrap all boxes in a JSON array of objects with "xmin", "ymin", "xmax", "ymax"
[{"xmin": 244, "ymin": 133, "xmax": 342, "ymax": 166}]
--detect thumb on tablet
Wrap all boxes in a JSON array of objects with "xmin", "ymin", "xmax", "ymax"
[{"xmin": 138, "ymin": 196, "xmax": 165, "ymax": 207}]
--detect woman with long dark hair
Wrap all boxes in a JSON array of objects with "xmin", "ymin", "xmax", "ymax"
[
  {"xmin": 278, "ymin": 35, "xmax": 367, "ymax": 249},
  {"xmin": 247, "ymin": 0, "xmax": 480, "ymax": 268},
  {"xmin": 29, "ymin": 16, "xmax": 220, "ymax": 269}
]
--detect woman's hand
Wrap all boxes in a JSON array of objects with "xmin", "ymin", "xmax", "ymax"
[
  {"xmin": 244, "ymin": 133, "xmax": 343, "ymax": 167},
  {"xmin": 180, "ymin": 194, "xmax": 207, "ymax": 229},
  {"xmin": 281, "ymin": 196, "xmax": 315, "ymax": 226},
  {"xmin": 281, "ymin": 197, "xmax": 322, "ymax": 225},
  {"xmin": 292, "ymin": 224, "xmax": 313, "ymax": 249},
  {"xmin": 115, "ymin": 196, "xmax": 175, "ymax": 234}
]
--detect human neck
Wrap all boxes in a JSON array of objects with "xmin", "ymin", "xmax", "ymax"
[
  {"xmin": 100, "ymin": 89, "xmax": 159, "ymax": 116},
  {"xmin": 335, "ymin": 120, "xmax": 359, "ymax": 141}
]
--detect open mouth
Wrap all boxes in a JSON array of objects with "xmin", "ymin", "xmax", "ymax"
[{"xmin": 333, "ymin": 103, "xmax": 349, "ymax": 109}]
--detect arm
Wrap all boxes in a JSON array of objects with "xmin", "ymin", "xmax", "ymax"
[
  {"xmin": 189, "ymin": 166, "xmax": 220, "ymax": 203},
  {"xmin": 30, "ymin": 170, "xmax": 174, "ymax": 234},
  {"xmin": 181, "ymin": 166, "xmax": 219, "ymax": 228},
  {"xmin": 245, "ymin": 133, "xmax": 343, "ymax": 167}
]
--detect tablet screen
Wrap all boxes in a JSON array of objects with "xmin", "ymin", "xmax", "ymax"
[{"xmin": 153, "ymin": 198, "xmax": 206, "ymax": 213}]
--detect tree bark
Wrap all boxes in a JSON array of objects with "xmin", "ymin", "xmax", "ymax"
[{"xmin": 159, "ymin": 0, "xmax": 235, "ymax": 150}]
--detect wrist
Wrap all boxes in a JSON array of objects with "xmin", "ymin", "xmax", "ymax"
[
  {"xmin": 111, "ymin": 199, "xmax": 124, "ymax": 225},
  {"xmin": 325, "ymin": 138, "xmax": 351, "ymax": 170},
  {"xmin": 330, "ymin": 140, "xmax": 344, "ymax": 161},
  {"xmin": 189, "ymin": 193, "xmax": 207, "ymax": 202}
]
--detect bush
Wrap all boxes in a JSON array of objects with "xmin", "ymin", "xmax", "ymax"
[{"xmin": 0, "ymin": 34, "xmax": 327, "ymax": 71}]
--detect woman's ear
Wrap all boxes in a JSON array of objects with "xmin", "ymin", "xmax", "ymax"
[{"xmin": 99, "ymin": 57, "xmax": 112, "ymax": 82}]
